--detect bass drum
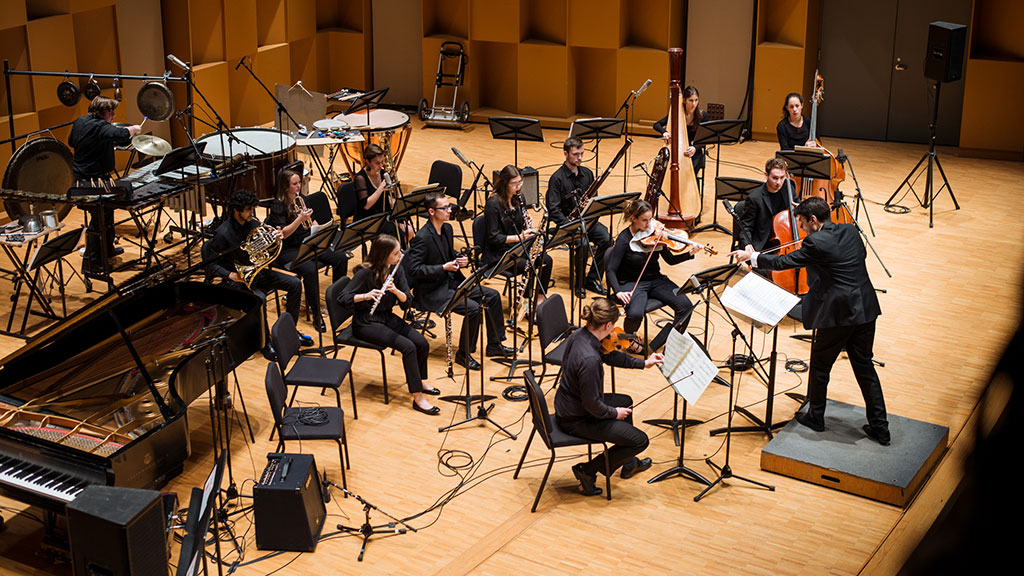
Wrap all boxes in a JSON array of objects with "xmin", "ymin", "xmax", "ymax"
[
  {"xmin": 2, "ymin": 137, "xmax": 74, "ymax": 220},
  {"xmin": 197, "ymin": 128, "xmax": 296, "ymax": 201}
]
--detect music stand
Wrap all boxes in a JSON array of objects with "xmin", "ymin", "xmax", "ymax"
[
  {"xmin": 488, "ymin": 116, "xmax": 543, "ymax": 167},
  {"xmin": 544, "ymin": 222, "xmax": 587, "ymax": 324},
  {"xmin": 438, "ymin": 267, "xmax": 517, "ymax": 439},
  {"xmin": 711, "ymin": 177, "xmax": 763, "ymax": 244},
  {"xmin": 692, "ymin": 120, "xmax": 745, "ymax": 235},
  {"xmin": 568, "ymin": 117, "xmax": 625, "ymax": 174},
  {"xmin": 333, "ymin": 214, "xmax": 386, "ymax": 257},
  {"xmin": 284, "ymin": 223, "xmax": 339, "ymax": 356},
  {"xmin": 156, "ymin": 141, "xmax": 208, "ymax": 177},
  {"xmin": 343, "ymin": 87, "xmax": 389, "ymax": 118},
  {"xmin": 777, "ymin": 149, "xmax": 831, "ymax": 180},
  {"xmin": 486, "ymin": 236, "xmax": 541, "ymax": 381},
  {"xmin": 175, "ymin": 452, "xmax": 226, "ymax": 576}
]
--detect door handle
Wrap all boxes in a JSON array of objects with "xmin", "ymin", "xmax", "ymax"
[{"xmin": 894, "ymin": 57, "xmax": 907, "ymax": 71}]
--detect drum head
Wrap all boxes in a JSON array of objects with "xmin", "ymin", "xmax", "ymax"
[
  {"xmin": 137, "ymin": 82, "xmax": 175, "ymax": 121},
  {"xmin": 197, "ymin": 128, "xmax": 296, "ymax": 158},
  {"xmin": 313, "ymin": 118, "xmax": 347, "ymax": 132},
  {"xmin": 2, "ymin": 137, "xmax": 74, "ymax": 220}
]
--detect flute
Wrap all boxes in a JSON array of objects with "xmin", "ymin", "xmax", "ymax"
[{"xmin": 369, "ymin": 256, "xmax": 403, "ymax": 315}]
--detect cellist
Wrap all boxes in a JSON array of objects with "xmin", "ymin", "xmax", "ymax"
[{"xmin": 738, "ymin": 157, "xmax": 793, "ymax": 254}]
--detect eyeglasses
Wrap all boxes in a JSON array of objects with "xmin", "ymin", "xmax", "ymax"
[{"xmin": 434, "ymin": 205, "xmax": 454, "ymax": 212}]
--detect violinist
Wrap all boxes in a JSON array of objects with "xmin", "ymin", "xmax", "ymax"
[
  {"xmin": 606, "ymin": 199, "xmax": 699, "ymax": 353},
  {"xmin": 777, "ymin": 92, "xmax": 816, "ymax": 150},
  {"xmin": 729, "ymin": 197, "xmax": 889, "ymax": 446},
  {"xmin": 266, "ymin": 168, "xmax": 348, "ymax": 333},
  {"xmin": 353, "ymin": 143, "xmax": 412, "ymax": 241},
  {"xmin": 482, "ymin": 165, "xmax": 553, "ymax": 310},
  {"xmin": 554, "ymin": 298, "xmax": 664, "ymax": 495},
  {"xmin": 738, "ymin": 157, "xmax": 792, "ymax": 254}
]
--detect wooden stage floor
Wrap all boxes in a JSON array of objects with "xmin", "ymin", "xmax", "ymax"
[{"xmin": 1, "ymin": 117, "xmax": 1021, "ymax": 575}]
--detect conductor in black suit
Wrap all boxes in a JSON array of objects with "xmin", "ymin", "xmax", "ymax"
[
  {"xmin": 730, "ymin": 196, "xmax": 890, "ymax": 446},
  {"xmin": 406, "ymin": 192, "xmax": 513, "ymax": 371}
]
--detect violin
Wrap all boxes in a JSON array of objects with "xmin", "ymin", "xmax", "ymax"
[
  {"xmin": 630, "ymin": 219, "xmax": 717, "ymax": 256},
  {"xmin": 601, "ymin": 326, "xmax": 638, "ymax": 354}
]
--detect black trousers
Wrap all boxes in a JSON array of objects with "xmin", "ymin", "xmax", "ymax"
[
  {"xmin": 807, "ymin": 320, "xmax": 888, "ymax": 432},
  {"xmin": 511, "ymin": 253, "xmax": 553, "ymax": 299},
  {"xmin": 354, "ymin": 314, "xmax": 429, "ymax": 394},
  {"xmin": 226, "ymin": 268, "xmax": 302, "ymax": 321},
  {"xmin": 622, "ymin": 276, "xmax": 694, "ymax": 336},
  {"xmin": 558, "ymin": 393, "xmax": 649, "ymax": 476},
  {"xmin": 84, "ymin": 206, "xmax": 116, "ymax": 266},
  {"xmin": 448, "ymin": 285, "xmax": 505, "ymax": 353},
  {"xmin": 572, "ymin": 221, "xmax": 611, "ymax": 289},
  {"xmin": 274, "ymin": 246, "xmax": 348, "ymax": 315}
]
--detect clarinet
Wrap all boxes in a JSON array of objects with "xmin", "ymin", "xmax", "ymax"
[{"xmin": 369, "ymin": 256, "xmax": 403, "ymax": 315}]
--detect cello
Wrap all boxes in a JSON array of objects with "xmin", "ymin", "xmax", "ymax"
[
  {"xmin": 799, "ymin": 72, "xmax": 851, "ymax": 225},
  {"xmin": 768, "ymin": 178, "xmax": 809, "ymax": 295}
]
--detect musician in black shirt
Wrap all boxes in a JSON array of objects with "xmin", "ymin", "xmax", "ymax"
[
  {"xmin": 554, "ymin": 298, "xmax": 664, "ymax": 495},
  {"xmin": 266, "ymin": 169, "xmax": 348, "ymax": 332},
  {"xmin": 777, "ymin": 92, "xmax": 814, "ymax": 150},
  {"xmin": 606, "ymin": 199, "xmax": 698, "ymax": 351},
  {"xmin": 352, "ymin": 143, "xmax": 411, "ymax": 241},
  {"xmin": 338, "ymin": 235, "xmax": 439, "ymax": 415},
  {"xmin": 546, "ymin": 137, "xmax": 610, "ymax": 297},
  {"xmin": 482, "ymin": 165, "xmax": 553, "ymax": 311},
  {"xmin": 653, "ymin": 85, "xmax": 710, "ymax": 173},
  {"xmin": 407, "ymin": 193, "xmax": 512, "ymax": 370},
  {"xmin": 737, "ymin": 157, "xmax": 792, "ymax": 253},
  {"xmin": 68, "ymin": 96, "xmax": 140, "ymax": 272},
  {"xmin": 204, "ymin": 189, "xmax": 311, "ymax": 346}
]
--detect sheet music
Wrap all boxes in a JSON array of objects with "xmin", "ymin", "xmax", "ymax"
[
  {"xmin": 720, "ymin": 271, "xmax": 800, "ymax": 330},
  {"xmin": 658, "ymin": 330, "xmax": 717, "ymax": 406}
]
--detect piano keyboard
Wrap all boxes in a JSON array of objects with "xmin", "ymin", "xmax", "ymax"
[{"xmin": 0, "ymin": 454, "xmax": 92, "ymax": 503}]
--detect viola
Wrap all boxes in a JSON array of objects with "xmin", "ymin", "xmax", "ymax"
[{"xmin": 601, "ymin": 326, "xmax": 638, "ymax": 354}]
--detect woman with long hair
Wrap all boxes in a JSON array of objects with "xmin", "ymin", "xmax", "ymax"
[
  {"xmin": 777, "ymin": 92, "xmax": 815, "ymax": 150},
  {"xmin": 338, "ymin": 235, "xmax": 439, "ymax": 415},
  {"xmin": 482, "ymin": 164, "xmax": 553, "ymax": 310},
  {"xmin": 653, "ymin": 85, "xmax": 710, "ymax": 172},
  {"xmin": 267, "ymin": 168, "xmax": 348, "ymax": 332},
  {"xmin": 605, "ymin": 199, "xmax": 698, "ymax": 352}
]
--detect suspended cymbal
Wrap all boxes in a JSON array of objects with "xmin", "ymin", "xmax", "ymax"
[{"xmin": 131, "ymin": 134, "xmax": 172, "ymax": 157}]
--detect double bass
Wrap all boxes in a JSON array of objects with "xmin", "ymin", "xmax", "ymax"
[{"xmin": 798, "ymin": 72, "xmax": 851, "ymax": 224}]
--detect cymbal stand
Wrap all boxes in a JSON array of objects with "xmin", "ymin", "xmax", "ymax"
[{"xmin": 695, "ymin": 327, "xmax": 775, "ymax": 502}]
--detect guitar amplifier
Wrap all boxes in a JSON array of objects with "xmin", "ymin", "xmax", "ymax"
[{"xmin": 253, "ymin": 453, "xmax": 326, "ymax": 552}]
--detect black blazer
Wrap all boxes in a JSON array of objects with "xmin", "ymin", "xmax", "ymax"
[
  {"xmin": 737, "ymin": 180, "xmax": 797, "ymax": 251},
  {"xmin": 406, "ymin": 221, "xmax": 463, "ymax": 313},
  {"xmin": 758, "ymin": 221, "xmax": 880, "ymax": 330}
]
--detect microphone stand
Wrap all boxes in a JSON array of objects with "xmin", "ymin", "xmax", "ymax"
[
  {"xmin": 236, "ymin": 57, "xmax": 305, "ymax": 150},
  {"xmin": 835, "ymin": 149, "xmax": 876, "ymax": 237},
  {"xmin": 325, "ymin": 478, "xmax": 416, "ymax": 562}
]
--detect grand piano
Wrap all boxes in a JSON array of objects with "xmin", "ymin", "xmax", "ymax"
[{"xmin": 0, "ymin": 275, "xmax": 262, "ymax": 515}]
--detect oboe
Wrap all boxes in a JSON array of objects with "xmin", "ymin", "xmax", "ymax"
[{"xmin": 369, "ymin": 255, "xmax": 403, "ymax": 315}]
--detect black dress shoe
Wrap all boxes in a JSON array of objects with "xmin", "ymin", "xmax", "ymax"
[
  {"xmin": 412, "ymin": 402, "xmax": 440, "ymax": 415},
  {"xmin": 572, "ymin": 463, "xmax": 602, "ymax": 497},
  {"xmin": 312, "ymin": 313, "xmax": 327, "ymax": 333},
  {"xmin": 297, "ymin": 333, "xmax": 315, "ymax": 347},
  {"xmin": 454, "ymin": 353, "xmax": 481, "ymax": 371},
  {"xmin": 585, "ymin": 280, "xmax": 608, "ymax": 296},
  {"xmin": 620, "ymin": 457, "xmax": 652, "ymax": 479},
  {"xmin": 794, "ymin": 412, "xmax": 826, "ymax": 432},
  {"xmin": 862, "ymin": 424, "xmax": 891, "ymax": 446},
  {"xmin": 574, "ymin": 286, "xmax": 587, "ymax": 299},
  {"xmin": 485, "ymin": 344, "xmax": 515, "ymax": 357},
  {"xmin": 261, "ymin": 345, "xmax": 277, "ymax": 362},
  {"xmin": 421, "ymin": 386, "xmax": 441, "ymax": 396},
  {"xmin": 112, "ymin": 247, "xmax": 125, "ymax": 256}
]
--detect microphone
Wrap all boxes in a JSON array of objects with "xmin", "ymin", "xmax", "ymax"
[
  {"xmin": 235, "ymin": 56, "xmax": 247, "ymax": 70},
  {"xmin": 689, "ymin": 274, "xmax": 702, "ymax": 293},
  {"xmin": 452, "ymin": 146, "xmax": 470, "ymax": 167},
  {"xmin": 321, "ymin": 469, "xmax": 331, "ymax": 504},
  {"xmin": 836, "ymin": 147, "xmax": 848, "ymax": 163},
  {"xmin": 166, "ymin": 54, "xmax": 190, "ymax": 72},
  {"xmin": 722, "ymin": 199, "xmax": 737, "ymax": 217},
  {"xmin": 383, "ymin": 172, "xmax": 394, "ymax": 189},
  {"xmin": 636, "ymin": 78, "xmax": 652, "ymax": 97}
]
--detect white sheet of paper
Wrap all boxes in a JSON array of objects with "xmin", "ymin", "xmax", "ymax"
[
  {"xmin": 720, "ymin": 271, "xmax": 800, "ymax": 330},
  {"xmin": 658, "ymin": 330, "xmax": 718, "ymax": 406}
]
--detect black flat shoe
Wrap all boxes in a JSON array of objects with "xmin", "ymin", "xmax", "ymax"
[
  {"xmin": 620, "ymin": 457, "xmax": 652, "ymax": 479},
  {"xmin": 485, "ymin": 344, "xmax": 515, "ymax": 357},
  {"xmin": 454, "ymin": 353, "xmax": 481, "ymax": 371},
  {"xmin": 312, "ymin": 314, "xmax": 327, "ymax": 333},
  {"xmin": 412, "ymin": 402, "xmax": 440, "ymax": 415},
  {"xmin": 862, "ymin": 424, "xmax": 891, "ymax": 446},
  {"xmin": 298, "ymin": 333, "xmax": 315, "ymax": 347},
  {"xmin": 572, "ymin": 463, "xmax": 602, "ymax": 497},
  {"xmin": 421, "ymin": 387, "xmax": 441, "ymax": 396}
]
